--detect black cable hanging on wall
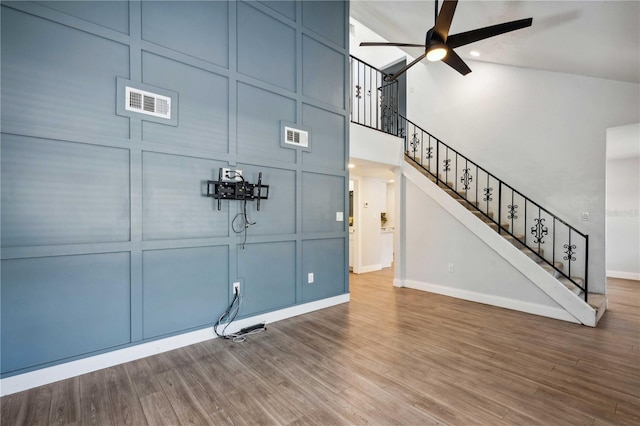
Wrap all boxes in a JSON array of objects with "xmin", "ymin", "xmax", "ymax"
[{"xmin": 206, "ymin": 168, "xmax": 269, "ymax": 249}]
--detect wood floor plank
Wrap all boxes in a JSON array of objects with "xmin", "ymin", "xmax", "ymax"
[
  {"xmin": 138, "ymin": 392, "xmax": 180, "ymax": 426},
  {"xmin": 78, "ymin": 371, "xmax": 110, "ymax": 426},
  {"xmin": 155, "ymin": 368, "xmax": 211, "ymax": 426},
  {"xmin": 2, "ymin": 271, "xmax": 639, "ymax": 425},
  {"xmin": 103, "ymin": 364, "xmax": 148, "ymax": 426},
  {"xmin": 1, "ymin": 390, "xmax": 26, "ymax": 425},
  {"xmin": 48, "ymin": 377, "xmax": 80, "ymax": 426}
]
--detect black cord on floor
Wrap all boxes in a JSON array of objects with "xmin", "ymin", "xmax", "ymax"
[{"xmin": 213, "ymin": 288, "xmax": 266, "ymax": 343}]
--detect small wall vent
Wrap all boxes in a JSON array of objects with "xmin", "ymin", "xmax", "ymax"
[
  {"xmin": 125, "ymin": 86, "xmax": 171, "ymax": 119},
  {"xmin": 284, "ymin": 126, "xmax": 309, "ymax": 148}
]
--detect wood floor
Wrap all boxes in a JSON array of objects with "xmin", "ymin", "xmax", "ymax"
[{"xmin": 2, "ymin": 271, "xmax": 639, "ymax": 425}]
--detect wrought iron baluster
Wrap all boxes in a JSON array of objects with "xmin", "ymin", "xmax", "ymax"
[
  {"xmin": 553, "ymin": 217, "xmax": 556, "ymax": 268},
  {"xmin": 475, "ymin": 165, "xmax": 479, "ymax": 209},
  {"xmin": 564, "ymin": 229, "xmax": 575, "ymax": 279},
  {"xmin": 498, "ymin": 183, "xmax": 502, "ymax": 235},
  {"xmin": 584, "ymin": 236, "xmax": 589, "ymax": 302}
]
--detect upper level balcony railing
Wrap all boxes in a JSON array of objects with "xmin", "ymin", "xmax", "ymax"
[{"xmin": 348, "ymin": 55, "xmax": 589, "ymax": 302}]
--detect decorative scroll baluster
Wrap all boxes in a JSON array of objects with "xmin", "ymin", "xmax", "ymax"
[
  {"xmin": 460, "ymin": 167, "xmax": 473, "ymax": 191},
  {"xmin": 563, "ymin": 244, "xmax": 576, "ymax": 261},
  {"xmin": 483, "ymin": 187, "xmax": 493, "ymax": 201},
  {"xmin": 531, "ymin": 218, "xmax": 548, "ymax": 244}
]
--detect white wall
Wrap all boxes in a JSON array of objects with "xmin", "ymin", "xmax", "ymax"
[
  {"xmin": 352, "ymin": 176, "xmax": 387, "ymax": 272},
  {"xmin": 350, "ymin": 16, "xmax": 640, "ymax": 293},
  {"xmin": 403, "ymin": 60, "xmax": 640, "ymax": 294},
  {"xmin": 404, "ymin": 177, "xmax": 570, "ymax": 311},
  {"xmin": 385, "ymin": 182, "xmax": 395, "ymax": 228},
  {"xmin": 606, "ymin": 123, "xmax": 640, "ymax": 280}
]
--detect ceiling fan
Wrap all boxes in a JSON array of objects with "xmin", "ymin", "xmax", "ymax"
[{"xmin": 360, "ymin": 0, "xmax": 533, "ymax": 79}]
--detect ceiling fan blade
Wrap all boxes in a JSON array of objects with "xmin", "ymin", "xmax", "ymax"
[
  {"xmin": 446, "ymin": 18, "xmax": 533, "ymax": 49},
  {"xmin": 441, "ymin": 49, "xmax": 472, "ymax": 75},
  {"xmin": 388, "ymin": 52, "xmax": 428, "ymax": 80},
  {"xmin": 433, "ymin": 0, "xmax": 458, "ymax": 41},
  {"xmin": 360, "ymin": 42, "xmax": 426, "ymax": 47}
]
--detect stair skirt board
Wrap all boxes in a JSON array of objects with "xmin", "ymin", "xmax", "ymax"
[
  {"xmin": 0, "ymin": 293, "xmax": 350, "ymax": 397},
  {"xmin": 402, "ymin": 162, "xmax": 598, "ymax": 327},
  {"xmin": 399, "ymin": 279, "xmax": 580, "ymax": 324}
]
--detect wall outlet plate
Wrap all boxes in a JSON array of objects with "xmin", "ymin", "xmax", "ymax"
[
  {"xmin": 308, "ymin": 272, "xmax": 314, "ymax": 283},
  {"xmin": 336, "ymin": 212, "xmax": 344, "ymax": 222},
  {"xmin": 222, "ymin": 168, "xmax": 243, "ymax": 182},
  {"xmin": 233, "ymin": 282, "xmax": 240, "ymax": 294}
]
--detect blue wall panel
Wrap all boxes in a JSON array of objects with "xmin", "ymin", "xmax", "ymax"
[
  {"xmin": 1, "ymin": 135, "xmax": 130, "ymax": 247},
  {"xmin": 236, "ymin": 82, "xmax": 296, "ymax": 163},
  {"xmin": 302, "ymin": 238, "xmax": 346, "ymax": 301},
  {"xmin": 141, "ymin": 52, "xmax": 229, "ymax": 152},
  {"xmin": 1, "ymin": 252, "xmax": 131, "ymax": 374},
  {"xmin": 142, "ymin": 0, "xmax": 228, "ymax": 67},
  {"xmin": 0, "ymin": 7, "xmax": 130, "ymax": 138},
  {"xmin": 236, "ymin": 164, "xmax": 296, "ymax": 236},
  {"xmin": 302, "ymin": 103, "xmax": 346, "ymax": 170},
  {"xmin": 143, "ymin": 246, "xmax": 228, "ymax": 339},
  {"xmin": 0, "ymin": 0, "xmax": 348, "ymax": 377},
  {"xmin": 302, "ymin": 172, "xmax": 345, "ymax": 233},
  {"xmin": 35, "ymin": 0, "xmax": 130, "ymax": 34},
  {"xmin": 302, "ymin": 35, "xmax": 345, "ymax": 109},
  {"xmin": 237, "ymin": 241, "xmax": 296, "ymax": 315},
  {"xmin": 237, "ymin": 2, "xmax": 296, "ymax": 91},
  {"xmin": 260, "ymin": 1, "xmax": 296, "ymax": 21},
  {"xmin": 302, "ymin": 1, "xmax": 346, "ymax": 47},
  {"xmin": 142, "ymin": 152, "xmax": 228, "ymax": 241}
]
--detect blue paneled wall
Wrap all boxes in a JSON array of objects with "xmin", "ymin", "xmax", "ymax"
[{"xmin": 1, "ymin": 0, "xmax": 349, "ymax": 377}]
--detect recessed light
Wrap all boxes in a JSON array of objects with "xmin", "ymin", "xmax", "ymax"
[{"xmin": 470, "ymin": 50, "xmax": 480, "ymax": 57}]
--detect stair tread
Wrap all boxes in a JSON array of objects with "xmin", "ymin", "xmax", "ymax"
[{"xmin": 587, "ymin": 293, "xmax": 606, "ymax": 311}]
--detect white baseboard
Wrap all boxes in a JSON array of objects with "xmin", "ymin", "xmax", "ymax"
[
  {"xmin": 0, "ymin": 294, "xmax": 350, "ymax": 397},
  {"xmin": 357, "ymin": 264, "xmax": 382, "ymax": 273},
  {"xmin": 607, "ymin": 270, "xmax": 640, "ymax": 281},
  {"xmin": 403, "ymin": 279, "xmax": 580, "ymax": 324}
]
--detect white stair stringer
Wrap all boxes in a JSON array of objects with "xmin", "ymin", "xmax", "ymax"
[{"xmin": 402, "ymin": 162, "xmax": 598, "ymax": 327}]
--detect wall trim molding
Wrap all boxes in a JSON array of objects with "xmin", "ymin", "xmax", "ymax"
[
  {"xmin": 607, "ymin": 270, "xmax": 640, "ymax": 281},
  {"xmin": 0, "ymin": 294, "xmax": 350, "ymax": 397},
  {"xmin": 401, "ymin": 279, "xmax": 580, "ymax": 324}
]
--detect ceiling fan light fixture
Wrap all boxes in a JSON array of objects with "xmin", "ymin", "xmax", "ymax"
[{"xmin": 426, "ymin": 46, "xmax": 447, "ymax": 61}]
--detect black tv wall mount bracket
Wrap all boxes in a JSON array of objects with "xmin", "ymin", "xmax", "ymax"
[{"xmin": 206, "ymin": 168, "xmax": 269, "ymax": 211}]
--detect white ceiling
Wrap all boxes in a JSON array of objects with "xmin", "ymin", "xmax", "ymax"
[{"xmin": 350, "ymin": 0, "xmax": 640, "ymax": 84}]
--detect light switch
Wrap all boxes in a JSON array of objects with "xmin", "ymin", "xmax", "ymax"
[{"xmin": 336, "ymin": 212, "xmax": 344, "ymax": 222}]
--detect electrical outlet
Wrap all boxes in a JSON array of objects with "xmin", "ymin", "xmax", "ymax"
[
  {"xmin": 222, "ymin": 168, "xmax": 243, "ymax": 182},
  {"xmin": 308, "ymin": 272, "xmax": 314, "ymax": 284},
  {"xmin": 233, "ymin": 282, "xmax": 240, "ymax": 294},
  {"xmin": 448, "ymin": 263, "xmax": 454, "ymax": 273}
]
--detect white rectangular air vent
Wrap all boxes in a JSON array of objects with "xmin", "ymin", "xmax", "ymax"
[
  {"xmin": 125, "ymin": 86, "xmax": 171, "ymax": 119},
  {"xmin": 284, "ymin": 126, "xmax": 309, "ymax": 148}
]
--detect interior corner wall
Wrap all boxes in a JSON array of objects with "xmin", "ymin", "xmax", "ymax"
[
  {"xmin": 404, "ymin": 59, "xmax": 640, "ymax": 294},
  {"xmin": 1, "ymin": 0, "xmax": 349, "ymax": 378}
]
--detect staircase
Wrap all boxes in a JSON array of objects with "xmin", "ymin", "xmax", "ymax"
[
  {"xmin": 406, "ymin": 158, "xmax": 606, "ymax": 322},
  {"xmin": 349, "ymin": 55, "xmax": 607, "ymax": 326}
]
